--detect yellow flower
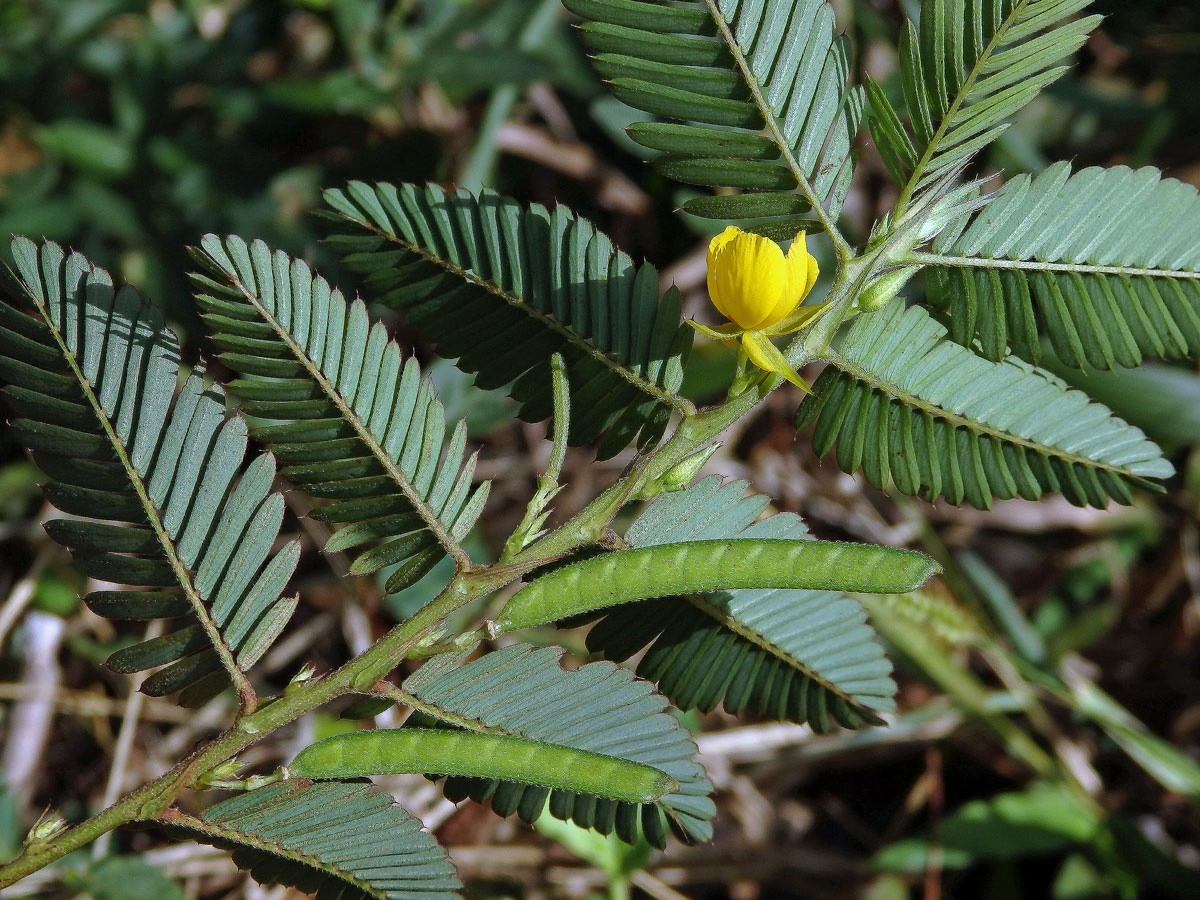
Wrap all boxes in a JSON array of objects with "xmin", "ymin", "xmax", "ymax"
[
  {"xmin": 690, "ymin": 226, "xmax": 824, "ymax": 390},
  {"xmin": 707, "ymin": 226, "xmax": 818, "ymax": 330}
]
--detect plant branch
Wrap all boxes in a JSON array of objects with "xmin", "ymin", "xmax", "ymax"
[
  {"xmin": 907, "ymin": 250, "xmax": 1200, "ymax": 281},
  {"xmin": 0, "ymin": 277, "xmax": 797, "ymax": 887}
]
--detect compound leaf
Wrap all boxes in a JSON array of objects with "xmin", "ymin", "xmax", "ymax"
[
  {"xmin": 873, "ymin": 0, "xmax": 1100, "ymax": 204},
  {"xmin": 191, "ymin": 235, "xmax": 489, "ymax": 587},
  {"xmin": 920, "ymin": 163, "xmax": 1200, "ymax": 370},
  {"xmin": 322, "ymin": 182, "xmax": 692, "ymax": 458},
  {"xmin": 162, "ymin": 780, "xmax": 461, "ymax": 900},
  {"xmin": 567, "ymin": 0, "xmax": 864, "ymax": 234},
  {"xmin": 400, "ymin": 643, "xmax": 715, "ymax": 848},
  {"xmin": 0, "ymin": 238, "xmax": 299, "ymax": 706},
  {"xmin": 795, "ymin": 302, "xmax": 1173, "ymax": 508}
]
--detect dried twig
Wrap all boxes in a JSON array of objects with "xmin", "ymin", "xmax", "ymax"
[
  {"xmin": 0, "ymin": 547, "xmax": 51, "ymax": 653},
  {"xmin": 2, "ymin": 610, "xmax": 65, "ymax": 814}
]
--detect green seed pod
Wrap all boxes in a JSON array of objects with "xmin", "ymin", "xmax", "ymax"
[
  {"xmin": 495, "ymin": 538, "xmax": 939, "ymax": 632},
  {"xmin": 857, "ymin": 265, "xmax": 919, "ymax": 312},
  {"xmin": 289, "ymin": 728, "xmax": 677, "ymax": 804}
]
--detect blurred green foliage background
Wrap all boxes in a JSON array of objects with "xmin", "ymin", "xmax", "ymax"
[{"xmin": 3, "ymin": 0, "xmax": 1199, "ymax": 322}]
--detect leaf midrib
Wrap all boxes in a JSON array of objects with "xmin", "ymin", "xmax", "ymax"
[
  {"xmin": 18, "ymin": 277, "xmax": 251, "ymax": 704},
  {"xmin": 211, "ymin": 258, "xmax": 472, "ymax": 568},
  {"xmin": 910, "ymin": 250, "xmax": 1200, "ymax": 281},
  {"xmin": 822, "ymin": 345, "xmax": 1149, "ymax": 478},
  {"xmin": 339, "ymin": 212, "xmax": 694, "ymax": 416}
]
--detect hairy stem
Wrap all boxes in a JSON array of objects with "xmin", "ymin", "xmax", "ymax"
[
  {"xmin": 0, "ymin": 363, "xmax": 776, "ymax": 888},
  {"xmin": 0, "ymin": 221, "xmax": 889, "ymax": 887},
  {"xmin": 501, "ymin": 353, "xmax": 571, "ymax": 562}
]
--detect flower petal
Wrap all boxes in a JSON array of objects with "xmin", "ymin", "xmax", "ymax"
[
  {"xmin": 706, "ymin": 227, "xmax": 741, "ymax": 321},
  {"xmin": 786, "ymin": 231, "xmax": 820, "ymax": 302},
  {"xmin": 748, "ymin": 231, "xmax": 819, "ymax": 331},
  {"xmin": 756, "ymin": 249, "xmax": 802, "ymax": 329},
  {"xmin": 769, "ymin": 300, "xmax": 829, "ymax": 335},
  {"xmin": 707, "ymin": 226, "xmax": 741, "ymax": 261},
  {"xmin": 741, "ymin": 331, "xmax": 811, "ymax": 391},
  {"xmin": 714, "ymin": 230, "xmax": 787, "ymax": 330}
]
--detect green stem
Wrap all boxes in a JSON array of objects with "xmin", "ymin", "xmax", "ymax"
[
  {"xmin": 0, "ymin": 566, "xmax": 483, "ymax": 887},
  {"xmin": 1, "ymin": 238, "xmax": 856, "ymax": 888},
  {"xmin": 790, "ymin": 254, "xmax": 872, "ymax": 362}
]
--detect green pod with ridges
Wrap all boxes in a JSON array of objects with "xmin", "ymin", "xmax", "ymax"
[
  {"xmin": 289, "ymin": 728, "xmax": 678, "ymax": 804},
  {"xmin": 496, "ymin": 539, "xmax": 939, "ymax": 632}
]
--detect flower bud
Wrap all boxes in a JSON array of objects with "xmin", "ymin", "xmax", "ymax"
[
  {"xmin": 638, "ymin": 444, "xmax": 722, "ymax": 498},
  {"xmin": 858, "ymin": 266, "xmax": 919, "ymax": 312},
  {"xmin": 285, "ymin": 663, "xmax": 317, "ymax": 695},
  {"xmin": 26, "ymin": 812, "xmax": 68, "ymax": 846}
]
